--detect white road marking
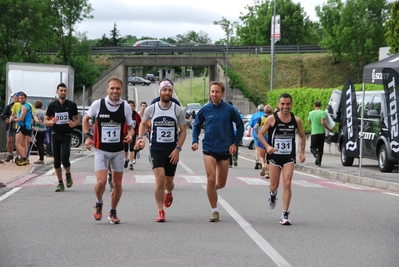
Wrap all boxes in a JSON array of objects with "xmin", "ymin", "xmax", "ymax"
[
  {"xmin": 32, "ymin": 176, "xmax": 58, "ymax": 184},
  {"xmin": 292, "ymin": 180, "xmax": 324, "ymax": 188},
  {"xmin": 202, "ymin": 186, "xmax": 292, "ymax": 267},
  {"xmin": 0, "ymin": 187, "xmax": 22, "ymax": 202},
  {"xmin": 182, "ymin": 175, "xmax": 207, "ymax": 183},
  {"xmin": 178, "ymin": 160, "xmax": 195, "ymax": 174},
  {"xmin": 84, "ymin": 176, "xmax": 97, "ymax": 184},
  {"xmin": 237, "ymin": 177, "xmax": 269, "ymax": 185},
  {"xmin": 383, "ymin": 192, "xmax": 399, "ymax": 197},
  {"xmin": 134, "ymin": 175, "xmax": 155, "ymax": 183}
]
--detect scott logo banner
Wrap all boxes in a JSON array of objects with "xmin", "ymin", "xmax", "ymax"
[
  {"xmin": 382, "ymin": 68, "xmax": 399, "ymax": 160},
  {"xmin": 340, "ymin": 78, "xmax": 358, "ymax": 157}
]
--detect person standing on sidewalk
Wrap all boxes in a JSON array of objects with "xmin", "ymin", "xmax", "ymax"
[
  {"xmin": 308, "ymin": 101, "xmax": 333, "ymax": 166},
  {"xmin": 249, "ymin": 104, "xmax": 265, "ymax": 169},
  {"xmin": 191, "ymin": 81, "xmax": 244, "ymax": 222},
  {"xmin": 32, "ymin": 100, "xmax": 47, "ymax": 164},
  {"xmin": 1, "ymin": 94, "xmax": 18, "ymax": 162},
  {"xmin": 11, "ymin": 92, "xmax": 34, "ymax": 166},
  {"xmin": 258, "ymin": 93, "xmax": 306, "ymax": 225},
  {"xmin": 44, "ymin": 83, "xmax": 80, "ymax": 192},
  {"xmin": 83, "ymin": 76, "xmax": 134, "ymax": 224},
  {"xmin": 136, "ymin": 79, "xmax": 187, "ymax": 222}
]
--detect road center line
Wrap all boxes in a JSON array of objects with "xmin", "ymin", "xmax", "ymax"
[
  {"xmin": 202, "ymin": 185, "xmax": 292, "ymax": 267},
  {"xmin": 0, "ymin": 187, "xmax": 21, "ymax": 202}
]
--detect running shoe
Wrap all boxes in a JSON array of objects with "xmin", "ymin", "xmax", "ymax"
[
  {"xmin": 156, "ymin": 210, "xmax": 165, "ymax": 222},
  {"xmin": 260, "ymin": 166, "xmax": 266, "ymax": 176},
  {"xmin": 93, "ymin": 202, "xmax": 103, "ymax": 220},
  {"xmin": 133, "ymin": 159, "xmax": 136, "ymax": 164},
  {"xmin": 265, "ymin": 172, "xmax": 270, "ymax": 179},
  {"xmin": 65, "ymin": 173, "xmax": 73, "ymax": 188},
  {"xmin": 164, "ymin": 192, "xmax": 173, "ymax": 208},
  {"xmin": 5, "ymin": 154, "xmax": 13, "ymax": 162},
  {"xmin": 124, "ymin": 159, "xmax": 129, "ymax": 168},
  {"xmin": 315, "ymin": 154, "xmax": 321, "ymax": 166},
  {"xmin": 209, "ymin": 211, "xmax": 219, "ymax": 222},
  {"xmin": 16, "ymin": 157, "xmax": 28, "ymax": 166},
  {"xmin": 34, "ymin": 160, "xmax": 44, "ymax": 164},
  {"xmin": 108, "ymin": 210, "xmax": 120, "ymax": 224},
  {"xmin": 280, "ymin": 210, "xmax": 291, "ymax": 225},
  {"xmin": 108, "ymin": 172, "xmax": 113, "ymax": 190},
  {"xmin": 55, "ymin": 183, "xmax": 65, "ymax": 192},
  {"xmin": 268, "ymin": 191, "xmax": 277, "ymax": 209},
  {"xmin": 129, "ymin": 163, "xmax": 134, "ymax": 170},
  {"xmin": 229, "ymin": 165, "xmax": 232, "ymax": 168},
  {"xmin": 233, "ymin": 156, "xmax": 238, "ymax": 166},
  {"xmin": 136, "ymin": 150, "xmax": 140, "ymax": 159}
]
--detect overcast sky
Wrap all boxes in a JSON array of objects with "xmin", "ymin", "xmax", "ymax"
[{"xmin": 76, "ymin": 0, "xmax": 324, "ymax": 42}]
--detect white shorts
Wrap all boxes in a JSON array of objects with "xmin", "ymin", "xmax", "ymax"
[{"xmin": 94, "ymin": 149, "xmax": 125, "ymax": 172}]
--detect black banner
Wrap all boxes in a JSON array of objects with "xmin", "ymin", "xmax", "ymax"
[
  {"xmin": 382, "ymin": 68, "xmax": 399, "ymax": 160},
  {"xmin": 340, "ymin": 78, "xmax": 359, "ymax": 157}
]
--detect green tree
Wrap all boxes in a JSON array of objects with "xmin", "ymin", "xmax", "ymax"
[
  {"xmin": 315, "ymin": 0, "xmax": 344, "ymax": 63},
  {"xmin": 97, "ymin": 34, "xmax": 111, "ymax": 47},
  {"xmin": 51, "ymin": 0, "xmax": 93, "ymax": 64},
  {"xmin": 0, "ymin": 0, "xmax": 55, "ymax": 102},
  {"xmin": 236, "ymin": 0, "xmax": 317, "ymax": 45},
  {"xmin": 175, "ymin": 30, "xmax": 213, "ymax": 45},
  {"xmin": 385, "ymin": 1, "xmax": 399, "ymax": 53},
  {"xmin": 109, "ymin": 22, "xmax": 124, "ymax": 46}
]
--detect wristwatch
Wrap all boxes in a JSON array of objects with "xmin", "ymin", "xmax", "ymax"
[
  {"xmin": 84, "ymin": 132, "xmax": 93, "ymax": 140},
  {"xmin": 175, "ymin": 145, "xmax": 182, "ymax": 152}
]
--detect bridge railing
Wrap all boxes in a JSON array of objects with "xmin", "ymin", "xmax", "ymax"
[{"xmin": 43, "ymin": 45, "xmax": 326, "ymax": 56}]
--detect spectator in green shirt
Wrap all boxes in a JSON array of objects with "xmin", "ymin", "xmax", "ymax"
[{"xmin": 307, "ymin": 101, "xmax": 333, "ymax": 166}]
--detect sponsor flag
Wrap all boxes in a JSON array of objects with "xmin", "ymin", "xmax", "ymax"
[
  {"xmin": 382, "ymin": 68, "xmax": 399, "ymax": 160},
  {"xmin": 340, "ymin": 78, "xmax": 358, "ymax": 157}
]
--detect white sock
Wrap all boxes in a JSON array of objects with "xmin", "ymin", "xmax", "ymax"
[{"xmin": 212, "ymin": 208, "xmax": 218, "ymax": 213}]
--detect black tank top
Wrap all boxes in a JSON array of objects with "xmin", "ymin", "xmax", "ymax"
[
  {"xmin": 268, "ymin": 112, "xmax": 298, "ymax": 159},
  {"xmin": 95, "ymin": 99, "xmax": 126, "ymax": 152}
]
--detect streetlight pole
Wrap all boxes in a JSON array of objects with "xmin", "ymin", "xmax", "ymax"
[
  {"xmin": 270, "ymin": 0, "xmax": 277, "ymax": 91},
  {"xmin": 217, "ymin": 21, "xmax": 230, "ymax": 100}
]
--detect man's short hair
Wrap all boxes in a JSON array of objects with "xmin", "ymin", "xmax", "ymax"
[
  {"xmin": 258, "ymin": 104, "xmax": 265, "ymax": 111},
  {"xmin": 314, "ymin": 101, "xmax": 322, "ymax": 107},
  {"xmin": 279, "ymin": 93, "xmax": 292, "ymax": 102}
]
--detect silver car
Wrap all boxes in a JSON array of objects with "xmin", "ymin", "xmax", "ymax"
[{"xmin": 241, "ymin": 122, "xmax": 254, "ymax": 150}]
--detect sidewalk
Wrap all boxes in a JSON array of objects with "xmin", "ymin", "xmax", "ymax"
[
  {"xmin": 238, "ymin": 150, "xmax": 399, "ymax": 192},
  {"xmin": 0, "ymin": 153, "xmax": 54, "ymax": 187}
]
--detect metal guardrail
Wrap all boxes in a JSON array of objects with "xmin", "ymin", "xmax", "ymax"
[{"xmin": 44, "ymin": 45, "xmax": 325, "ymax": 56}]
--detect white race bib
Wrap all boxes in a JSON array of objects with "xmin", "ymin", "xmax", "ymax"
[
  {"xmin": 156, "ymin": 127, "xmax": 175, "ymax": 143},
  {"xmin": 101, "ymin": 126, "xmax": 121, "ymax": 143},
  {"xmin": 274, "ymin": 138, "xmax": 292, "ymax": 155},
  {"xmin": 55, "ymin": 112, "xmax": 69, "ymax": 124}
]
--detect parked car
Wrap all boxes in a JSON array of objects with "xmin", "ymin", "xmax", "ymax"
[
  {"xmin": 327, "ymin": 89, "xmax": 398, "ymax": 172},
  {"xmin": 128, "ymin": 77, "xmax": 151, "ymax": 86},
  {"xmin": 241, "ymin": 122, "xmax": 254, "ymax": 149},
  {"xmin": 184, "ymin": 103, "xmax": 202, "ymax": 119},
  {"xmin": 242, "ymin": 114, "xmax": 252, "ymax": 124},
  {"xmin": 145, "ymin": 73, "xmax": 155, "ymax": 83},
  {"xmin": 132, "ymin": 40, "xmax": 182, "ymax": 55}
]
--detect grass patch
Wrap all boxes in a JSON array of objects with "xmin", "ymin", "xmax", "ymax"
[{"xmin": 174, "ymin": 76, "xmax": 209, "ymax": 106}]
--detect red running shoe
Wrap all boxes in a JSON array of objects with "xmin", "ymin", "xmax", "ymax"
[
  {"xmin": 156, "ymin": 210, "xmax": 165, "ymax": 222},
  {"xmin": 164, "ymin": 192, "xmax": 173, "ymax": 208},
  {"xmin": 93, "ymin": 203, "xmax": 103, "ymax": 221},
  {"xmin": 108, "ymin": 210, "xmax": 120, "ymax": 224}
]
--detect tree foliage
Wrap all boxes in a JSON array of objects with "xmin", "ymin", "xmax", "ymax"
[
  {"xmin": 385, "ymin": 1, "xmax": 399, "ymax": 54},
  {"xmin": 316, "ymin": 0, "xmax": 388, "ymax": 80},
  {"xmin": 236, "ymin": 0, "xmax": 320, "ymax": 45},
  {"xmin": 51, "ymin": 0, "xmax": 93, "ymax": 64},
  {"xmin": 97, "ymin": 23, "xmax": 124, "ymax": 47}
]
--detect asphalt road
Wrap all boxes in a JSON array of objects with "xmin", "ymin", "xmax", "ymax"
[
  {"xmin": 1, "ymin": 128, "xmax": 399, "ymax": 266},
  {"xmin": 1, "ymin": 84, "xmax": 398, "ymax": 267}
]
